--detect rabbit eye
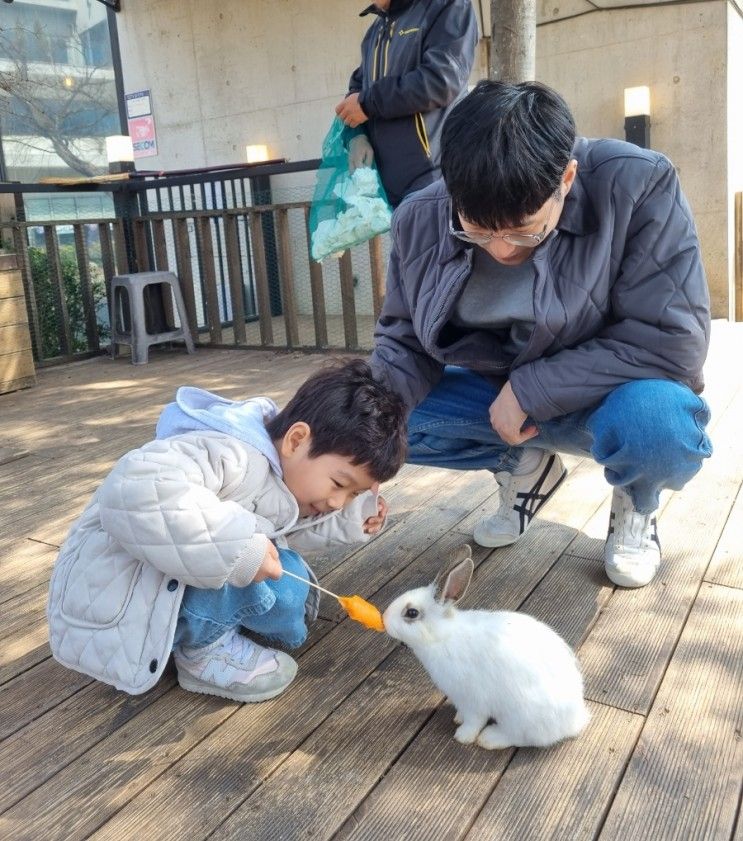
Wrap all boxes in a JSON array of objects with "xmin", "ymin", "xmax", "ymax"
[{"xmin": 404, "ymin": 607, "xmax": 420, "ymax": 620}]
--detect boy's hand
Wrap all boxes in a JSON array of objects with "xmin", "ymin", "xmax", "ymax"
[
  {"xmin": 363, "ymin": 494, "xmax": 388, "ymax": 535},
  {"xmin": 254, "ymin": 541, "xmax": 282, "ymax": 582}
]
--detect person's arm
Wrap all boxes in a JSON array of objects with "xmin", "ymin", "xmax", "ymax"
[
  {"xmin": 369, "ymin": 213, "xmax": 445, "ymax": 411},
  {"xmin": 359, "ymin": 0, "xmax": 477, "ymax": 120},
  {"xmin": 98, "ymin": 432, "xmax": 271, "ymax": 589},
  {"xmin": 286, "ymin": 491, "xmax": 382, "ymax": 553},
  {"xmin": 510, "ymin": 157, "xmax": 711, "ymax": 421}
]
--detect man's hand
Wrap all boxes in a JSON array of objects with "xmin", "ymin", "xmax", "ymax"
[
  {"xmin": 489, "ymin": 381, "xmax": 538, "ymax": 446},
  {"xmin": 335, "ymin": 93, "xmax": 368, "ymax": 128},
  {"xmin": 348, "ymin": 134, "xmax": 374, "ymax": 172},
  {"xmin": 363, "ymin": 494, "xmax": 388, "ymax": 535},
  {"xmin": 254, "ymin": 541, "xmax": 282, "ymax": 582}
]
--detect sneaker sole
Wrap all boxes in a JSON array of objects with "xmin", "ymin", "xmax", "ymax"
[
  {"xmin": 604, "ymin": 565, "xmax": 659, "ymax": 589},
  {"xmin": 177, "ymin": 672, "xmax": 295, "ymax": 703},
  {"xmin": 473, "ymin": 466, "xmax": 568, "ymax": 549}
]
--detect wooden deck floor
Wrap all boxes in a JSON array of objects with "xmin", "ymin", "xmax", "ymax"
[{"xmin": 1, "ymin": 323, "xmax": 742, "ymax": 841}]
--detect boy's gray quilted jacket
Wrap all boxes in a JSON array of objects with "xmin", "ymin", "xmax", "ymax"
[
  {"xmin": 47, "ymin": 431, "xmax": 374, "ymax": 694},
  {"xmin": 370, "ymin": 138, "xmax": 711, "ymax": 419}
]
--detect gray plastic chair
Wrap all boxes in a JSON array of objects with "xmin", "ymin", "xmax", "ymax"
[{"xmin": 110, "ymin": 271, "xmax": 196, "ymax": 365}]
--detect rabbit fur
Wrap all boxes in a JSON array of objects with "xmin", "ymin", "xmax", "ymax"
[{"xmin": 383, "ymin": 545, "xmax": 590, "ymax": 750}]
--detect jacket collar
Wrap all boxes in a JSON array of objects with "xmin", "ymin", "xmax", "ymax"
[{"xmin": 360, "ymin": 0, "xmax": 415, "ymax": 17}]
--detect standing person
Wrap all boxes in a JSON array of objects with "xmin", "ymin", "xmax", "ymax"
[
  {"xmin": 369, "ymin": 80, "xmax": 712, "ymax": 588},
  {"xmin": 335, "ymin": 0, "xmax": 478, "ymax": 207}
]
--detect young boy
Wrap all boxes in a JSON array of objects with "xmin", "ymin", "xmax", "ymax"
[{"xmin": 47, "ymin": 360, "xmax": 407, "ymax": 703}]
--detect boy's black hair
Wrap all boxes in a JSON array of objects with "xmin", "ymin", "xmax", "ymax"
[
  {"xmin": 441, "ymin": 80, "xmax": 576, "ymax": 231},
  {"xmin": 265, "ymin": 359, "xmax": 407, "ymax": 483}
]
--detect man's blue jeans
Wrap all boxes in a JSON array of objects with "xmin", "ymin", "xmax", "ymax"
[
  {"xmin": 173, "ymin": 548, "xmax": 310, "ymax": 650},
  {"xmin": 407, "ymin": 367, "xmax": 712, "ymax": 514}
]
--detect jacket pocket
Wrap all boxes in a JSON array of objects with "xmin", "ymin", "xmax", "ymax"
[{"xmin": 59, "ymin": 535, "xmax": 144, "ymax": 629}]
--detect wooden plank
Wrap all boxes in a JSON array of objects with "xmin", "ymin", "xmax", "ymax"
[
  {"xmin": 197, "ymin": 216, "xmax": 223, "ymax": 343},
  {"xmin": 112, "ymin": 220, "xmax": 129, "ymax": 275},
  {"xmin": 335, "ymin": 702, "xmax": 511, "ymax": 841},
  {"xmin": 0, "ymin": 323, "xmax": 32, "ymax": 354},
  {"xmin": 133, "ymin": 219, "xmax": 151, "ymax": 272},
  {"xmin": 173, "ymin": 217, "xmax": 199, "ymax": 341},
  {"xmin": 210, "ymin": 648, "xmax": 440, "ymax": 841},
  {"xmin": 599, "ymin": 583, "xmax": 743, "ymax": 840},
  {"xmin": 463, "ymin": 702, "xmax": 643, "ymax": 841},
  {"xmin": 223, "ymin": 213, "xmax": 246, "ymax": 344},
  {"xmin": 98, "ymin": 223, "xmax": 116, "ymax": 343},
  {"xmin": 81, "ymin": 623, "xmax": 397, "ymax": 841},
  {"xmin": 0, "ymin": 542, "xmax": 54, "ymax": 610},
  {"xmin": 579, "ymin": 380, "xmax": 743, "ymax": 714},
  {"xmin": 275, "ymin": 208, "xmax": 300, "ymax": 347},
  {"xmin": 43, "ymin": 226, "xmax": 72, "ymax": 357},
  {"xmin": 338, "ymin": 249, "xmax": 358, "ymax": 350},
  {"xmin": 0, "ymin": 296, "xmax": 27, "ymax": 325},
  {"xmin": 151, "ymin": 217, "xmax": 175, "ymax": 328},
  {"xmin": 73, "ymin": 224, "xmax": 100, "ymax": 351},
  {"xmin": 248, "ymin": 210, "xmax": 274, "ymax": 345},
  {"xmin": 11, "ymin": 227, "xmax": 42, "ymax": 361},
  {"xmin": 0, "ymin": 676, "xmax": 176, "ymax": 816},
  {"xmin": 304, "ymin": 205, "xmax": 328, "ymax": 347},
  {"xmin": 0, "ymin": 267, "xmax": 23, "ymax": 298},
  {"xmin": 0, "ymin": 657, "xmax": 92, "ymax": 742},
  {"xmin": 704, "ymin": 485, "xmax": 743, "ymax": 589},
  {"xmin": 368, "ymin": 235, "xmax": 385, "ymax": 320}
]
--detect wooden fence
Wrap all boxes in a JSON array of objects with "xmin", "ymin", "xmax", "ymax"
[{"xmin": 0, "ymin": 201, "xmax": 388, "ymax": 366}]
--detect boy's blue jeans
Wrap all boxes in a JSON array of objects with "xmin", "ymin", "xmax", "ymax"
[
  {"xmin": 407, "ymin": 367, "xmax": 712, "ymax": 515},
  {"xmin": 174, "ymin": 548, "xmax": 310, "ymax": 650}
]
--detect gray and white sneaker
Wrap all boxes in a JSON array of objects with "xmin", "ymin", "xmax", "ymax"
[
  {"xmin": 174, "ymin": 628, "xmax": 297, "ymax": 703},
  {"xmin": 473, "ymin": 451, "xmax": 567, "ymax": 548},
  {"xmin": 604, "ymin": 487, "xmax": 661, "ymax": 588}
]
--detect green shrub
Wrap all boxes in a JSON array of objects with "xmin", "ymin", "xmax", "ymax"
[{"xmin": 28, "ymin": 243, "xmax": 110, "ymax": 359}]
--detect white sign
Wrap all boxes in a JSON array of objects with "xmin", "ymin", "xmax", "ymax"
[{"xmin": 125, "ymin": 90, "xmax": 152, "ymax": 119}]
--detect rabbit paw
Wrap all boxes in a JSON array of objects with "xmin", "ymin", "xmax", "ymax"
[
  {"xmin": 454, "ymin": 721, "xmax": 485, "ymax": 744},
  {"xmin": 476, "ymin": 724, "xmax": 514, "ymax": 751},
  {"xmin": 453, "ymin": 711, "xmax": 463, "ymax": 726}
]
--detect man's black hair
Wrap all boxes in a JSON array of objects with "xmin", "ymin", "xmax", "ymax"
[
  {"xmin": 265, "ymin": 359, "xmax": 407, "ymax": 483},
  {"xmin": 441, "ymin": 80, "xmax": 576, "ymax": 231}
]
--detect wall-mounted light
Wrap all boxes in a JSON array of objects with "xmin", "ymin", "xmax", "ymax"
[
  {"xmin": 105, "ymin": 135, "xmax": 134, "ymax": 163},
  {"xmin": 246, "ymin": 144, "xmax": 270, "ymax": 164},
  {"xmin": 624, "ymin": 86, "xmax": 651, "ymax": 149}
]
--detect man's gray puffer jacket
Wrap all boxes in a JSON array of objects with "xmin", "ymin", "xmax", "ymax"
[{"xmin": 370, "ymin": 138, "xmax": 711, "ymax": 420}]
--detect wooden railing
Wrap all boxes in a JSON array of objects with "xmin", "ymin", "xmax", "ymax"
[
  {"xmin": 0, "ymin": 158, "xmax": 390, "ymax": 365},
  {"xmin": 0, "ymin": 201, "xmax": 388, "ymax": 366}
]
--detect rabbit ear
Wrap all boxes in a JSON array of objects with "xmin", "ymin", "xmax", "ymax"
[{"xmin": 434, "ymin": 545, "xmax": 474, "ymax": 604}]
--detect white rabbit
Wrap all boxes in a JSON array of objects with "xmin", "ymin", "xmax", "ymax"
[{"xmin": 383, "ymin": 544, "xmax": 590, "ymax": 750}]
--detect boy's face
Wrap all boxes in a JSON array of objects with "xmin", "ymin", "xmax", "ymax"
[{"xmin": 278, "ymin": 423, "xmax": 376, "ymax": 517}]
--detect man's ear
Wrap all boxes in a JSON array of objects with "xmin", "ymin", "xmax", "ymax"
[
  {"xmin": 280, "ymin": 422, "xmax": 311, "ymax": 457},
  {"xmin": 561, "ymin": 159, "xmax": 578, "ymax": 196}
]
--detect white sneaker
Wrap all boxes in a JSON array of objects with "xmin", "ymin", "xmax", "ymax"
[
  {"xmin": 604, "ymin": 487, "xmax": 661, "ymax": 588},
  {"xmin": 174, "ymin": 628, "xmax": 297, "ymax": 702},
  {"xmin": 473, "ymin": 452, "xmax": 567, "ymax": 548}
]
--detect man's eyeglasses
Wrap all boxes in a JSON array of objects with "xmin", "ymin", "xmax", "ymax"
[{"xmin": 449, "ymin": 192, "xmax": 562, "ymax": 248}]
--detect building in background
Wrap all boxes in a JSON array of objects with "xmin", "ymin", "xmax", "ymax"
[{"xmin": 0, "ymin": 0, "xmax": 121, "ymax": 218}]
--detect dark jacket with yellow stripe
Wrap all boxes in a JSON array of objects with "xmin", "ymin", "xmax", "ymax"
[{"xmin": 348, "ymin": 0, "xmax": 478, "ymax": 207}]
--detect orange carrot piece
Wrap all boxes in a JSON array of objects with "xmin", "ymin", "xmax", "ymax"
[{"xmin": 337, "ymin": 594, "xmax": 385, "ymax": 632}]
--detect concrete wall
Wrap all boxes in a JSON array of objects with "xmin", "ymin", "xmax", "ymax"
[
  {"xmin": 116, "ymin": 0, "xmax": 735, "ymax": 316},
  {"xmin": 535, "ymin": 0, "xmax": 729, "ymax": 315}
]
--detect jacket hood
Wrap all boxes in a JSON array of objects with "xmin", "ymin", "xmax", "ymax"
[{"xmin": 156, "ymin": 387, "xmax": 282, "ymax": 476}]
